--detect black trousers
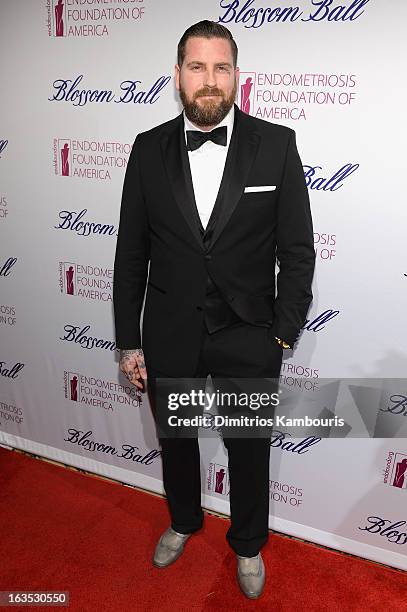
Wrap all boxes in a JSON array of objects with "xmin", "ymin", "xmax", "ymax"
[{"xmin": 146, "ymin": 320, "xmax": 283, "ymax": 557}]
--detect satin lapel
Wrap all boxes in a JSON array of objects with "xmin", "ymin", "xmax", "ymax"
[
  {"xmin": 206, "ymin": 106, "xmax": 261, "ymax": 251},
  {"xmin": 160, "ymin": 115, "xmax": 204, "ymax": 251}
]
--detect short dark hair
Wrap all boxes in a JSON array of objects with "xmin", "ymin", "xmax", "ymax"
[{"xmin": 177, "ymin": 20, "xmax": 238, "ymax": 68}]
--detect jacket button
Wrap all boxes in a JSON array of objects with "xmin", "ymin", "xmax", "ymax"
[{"xmin": 205, "ymin": 254, "xmax": 212, "ymax": 261}]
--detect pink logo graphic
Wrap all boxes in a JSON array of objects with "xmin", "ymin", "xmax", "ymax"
[
  {"xmin": 208, "ymin": 462, "xmax": 230, "ymax": 496},
  {"xmin": 66, "ymin": 265, "xmax": 74, "ymax": 294},
  {"xmin": 215, "ymin": 467, "xmax": 226, "ymax": 493},
  {"xmin": 239, "ymin": 72, "xmax": 256, "ymax": 115},
  {"xmin": 61, "ymin": 141, "xmax": 70, "ymax": 175},
  {"xmin": 70, "ymin": 375, "xmax": 78, "ymax": 401},
  {"xmin": 54, "ymin": 0, "xmax": 65, "ymax": 37},
  {"xmin": 66, "ymin": 371, "xmax": 80, "ymax": 401},
  {"xmin": 393, "ymin": 456, "xmax": 407, "ymax": 489},
  {"xmin": 60, "ymin": 262, "xmax": 76, "ymax": 295},
  {"xmin": 55, "ymin": 139, "xmax": 71, "ymax": 176},
  {"xmin": 384, "ymin": 451, "xmax": 407, "ymax": 490}
]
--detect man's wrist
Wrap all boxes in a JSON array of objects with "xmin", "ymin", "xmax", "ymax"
[{"xmin": 119, "ymin": 348, "xmax": 142, "ymax": 359}]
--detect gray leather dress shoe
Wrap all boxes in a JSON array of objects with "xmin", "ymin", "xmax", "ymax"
[
  {"xmin": 236, "ymin": 552, "xmax": 265, "ymax": 599},
  {"xmin": 152, "ymin": 527, "xmax": 192, "ymax": 568}
]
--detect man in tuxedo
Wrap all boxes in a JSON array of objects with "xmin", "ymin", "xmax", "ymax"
[{"xmin": 113, "ymin": 20, "xmax": 315, "ymax": 599}]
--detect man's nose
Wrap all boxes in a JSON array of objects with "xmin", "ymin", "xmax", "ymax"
[{"xmin": 204, "ymin": 68, "xmax": 217, "ymax": 88}]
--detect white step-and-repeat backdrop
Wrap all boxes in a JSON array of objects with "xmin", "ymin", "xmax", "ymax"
[{"xmin": 1, "ymin": 0, "xmax": 406, "ymax": 570}]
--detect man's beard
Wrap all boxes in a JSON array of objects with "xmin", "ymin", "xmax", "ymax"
[{"xmin": 179, "ymin": 82, "xmax": 237, "ymax": 128}]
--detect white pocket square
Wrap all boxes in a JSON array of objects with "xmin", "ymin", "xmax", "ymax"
[{"xmin": 244, "ymin": 185, "xmax": 276, "ymax": 193}]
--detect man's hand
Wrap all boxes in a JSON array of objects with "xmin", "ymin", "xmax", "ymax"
[{"xmin": 119, "ymin": 348, "xmax": 147, "ymax": 390}]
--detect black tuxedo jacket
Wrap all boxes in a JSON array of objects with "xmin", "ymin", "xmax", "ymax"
[{"xmin": 113, "ymin": 104, "xmax": 316, "ymax": 375}]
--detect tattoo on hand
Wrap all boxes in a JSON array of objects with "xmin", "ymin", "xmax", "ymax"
[{"xmin": 120, "ymin": 349, "xmax": 142, "ymax": 361}]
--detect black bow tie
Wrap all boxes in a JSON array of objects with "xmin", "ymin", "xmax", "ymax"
[{"xmin": 186, "ymin": 125, "xmax": 227, "ymax": 151}]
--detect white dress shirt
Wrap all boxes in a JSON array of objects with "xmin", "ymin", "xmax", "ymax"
[{"xmin": 183, "ymin": 105, "xmax": 234, "ymax": 229}]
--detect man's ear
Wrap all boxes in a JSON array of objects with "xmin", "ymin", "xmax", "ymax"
[
  {"xmin": 235, "ymin": 66, "xmax": 240, "ymax": 83},
  {"xmin": 174, "ymin": 64, "xmax": 180, "ymax": 91}
]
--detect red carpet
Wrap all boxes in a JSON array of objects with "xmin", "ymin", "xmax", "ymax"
[{"xmin": 0, "ymin": 446, "xmax": 405, "ymax": 611}]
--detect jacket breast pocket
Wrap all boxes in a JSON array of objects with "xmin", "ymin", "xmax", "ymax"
[{"xmin": 241, "ymin": 190, "xmax": 277, "ymax": 205}]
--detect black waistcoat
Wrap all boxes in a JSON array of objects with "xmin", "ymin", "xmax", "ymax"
[{"xmin": 180, "ymin": 115, "xmax": 242, "ymax": 333}]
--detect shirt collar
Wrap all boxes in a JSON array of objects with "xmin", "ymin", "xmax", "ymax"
[{"xmin": 183, "ymin": 104, "xmax": 234, "ymax": 148}]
